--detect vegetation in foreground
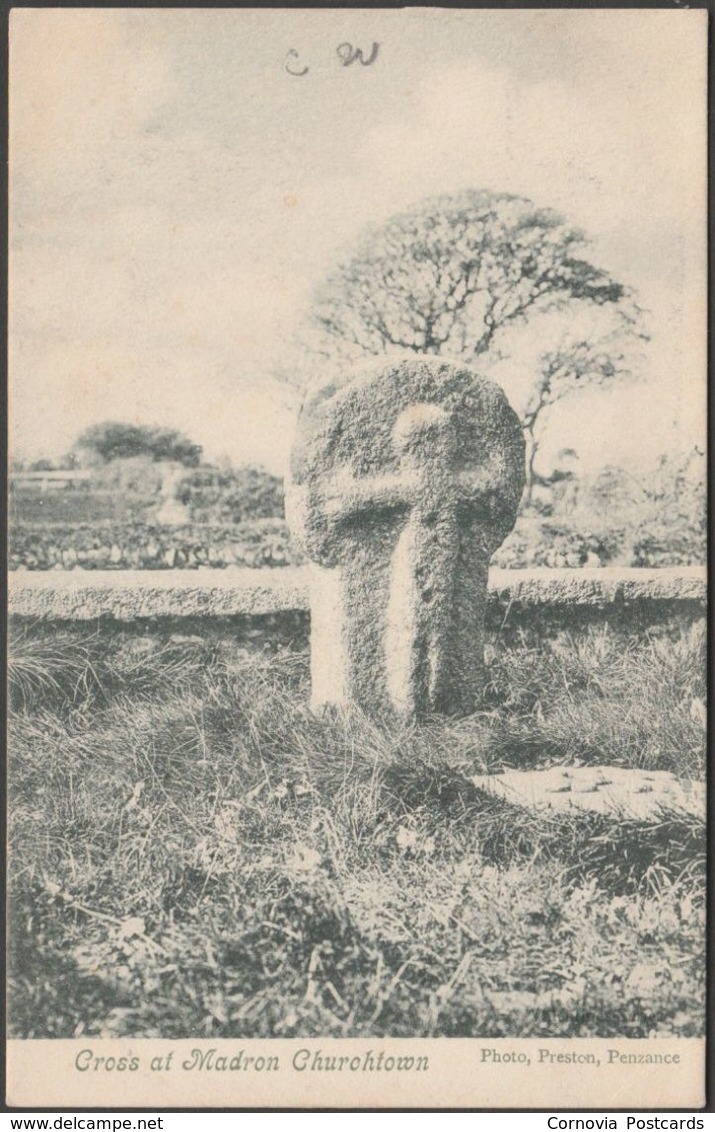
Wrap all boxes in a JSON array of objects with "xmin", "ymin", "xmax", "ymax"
[{"xmin": 8, "ymin": 620, "xmax": 706, "ymax": 1039}]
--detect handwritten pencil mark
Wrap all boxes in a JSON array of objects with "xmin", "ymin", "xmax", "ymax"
[
  {"xmin": 336, "ymin": 42, "xmax": 380, "ymax": 67},
  {"xmin": 285, "ymin": 49, "xmax": 309, "ymax": 77}
]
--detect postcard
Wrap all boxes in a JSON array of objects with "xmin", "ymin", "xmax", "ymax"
[{"xmin": 7, "ymin": 6, "xmax": 708, "ymax": 1111}]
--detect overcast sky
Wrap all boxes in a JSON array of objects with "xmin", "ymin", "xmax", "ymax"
[{"xmin": 10, "ymin": 8, "xmax": 707, "ymax": 474}]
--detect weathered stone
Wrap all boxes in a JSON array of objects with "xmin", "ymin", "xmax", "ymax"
[
  {"xmin": 8, "ymin": 567, "xmax": 312, "ymax": 621},
  {"xmin": 7, "ymin": 566, "xmax": 705, "ymax": 624},
  {"xmin": 287, "ymin": 356, "xmax": 525, "ymax": 717},
  {"xmin": 470, "ymin": 765, "xmax": 704, "ymax": 821},
  {"xmin": 489, "ymin": 567, "xmax": 708, "ymax": 609}
]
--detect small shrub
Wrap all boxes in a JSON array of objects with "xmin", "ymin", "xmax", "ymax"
[{"xmin": 178, "ymin": 465, "xmax": 284, "ymax": 523}]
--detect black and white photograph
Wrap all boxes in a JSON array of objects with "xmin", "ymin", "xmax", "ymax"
[{"xmin": 6, "ymin": 6, "xmax": 708, "ymax": 1110}]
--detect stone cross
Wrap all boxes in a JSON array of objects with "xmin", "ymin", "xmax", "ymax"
[{"xmin": 287, "ymin": 357, "xmax": 525, "ymax": 718}]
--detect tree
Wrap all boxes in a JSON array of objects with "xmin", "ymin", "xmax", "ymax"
[
  {"xmin": 75, "ymin": 422, "xmax": 202, "ymax": 467},
  {"xmin": 585, "ymin": 447, "xmax": 705, "ymax": 566},
  {"xmin": 521, "ymin": 333, "xmax": 633, "ymax": 503},
  {"xmin": 306, "ymin": 189, "xmax": 644, "ymax": 497}
]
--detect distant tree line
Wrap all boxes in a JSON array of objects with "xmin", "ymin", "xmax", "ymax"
[{"xmin": 75, "ymin": 422, "xmax": 203, "ymax": 466}]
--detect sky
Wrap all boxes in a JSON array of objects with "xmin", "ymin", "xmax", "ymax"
[{"xmin": 9, "ymin": 8, "xmax": 707, "ymax": 476}]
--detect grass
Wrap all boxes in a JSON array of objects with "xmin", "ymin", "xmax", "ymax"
[{"xmin": 7, "ymin": 618, "xmax": 706, "ymax": 1040}]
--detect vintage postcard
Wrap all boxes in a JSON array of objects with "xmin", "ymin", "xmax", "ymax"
[{"xmin": 7, "ymin": 6, "xmax": 708, "ymax": 1111}]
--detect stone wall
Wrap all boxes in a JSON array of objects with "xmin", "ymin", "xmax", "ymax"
[{"xmin": 9, "ymin": 567, "xmax": 706, "ymax": 627}]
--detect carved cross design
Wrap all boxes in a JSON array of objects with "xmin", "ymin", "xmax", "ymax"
[{"xmin": 316, "ymin": 403, "xmax": 506, "ymax": 714}]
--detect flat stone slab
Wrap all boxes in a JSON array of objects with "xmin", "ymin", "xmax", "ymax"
[
  {"xmin": 490, "ymin": 567, "xmax": 706, "ymax": 608},
  {"xmin": 8, "ymin": 567, "xmax": 705, "ymax": 622},
  {"xmin": 471, "ymin": 765, "xmax": 705, "ymax": 821},
  {"xmin": 7, "ymin": 567, "xmax": 313, "ymax": 621}
]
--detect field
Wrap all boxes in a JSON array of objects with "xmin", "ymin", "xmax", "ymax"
[{"xmin": 8, "ymin": 616, "xmax": 706, "ymax": 1040}]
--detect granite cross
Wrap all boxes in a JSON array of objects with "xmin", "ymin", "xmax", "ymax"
[{"xmin": 287, "ymin": 357, "xmax": 525, "ymax": 718}]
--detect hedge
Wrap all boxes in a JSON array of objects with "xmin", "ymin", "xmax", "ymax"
[{"xmin": 8, "ymin": 519, "xmax": 304, "ymax": 571}]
